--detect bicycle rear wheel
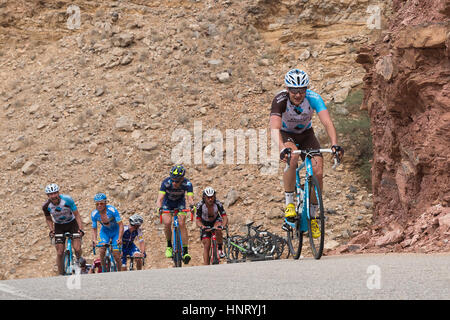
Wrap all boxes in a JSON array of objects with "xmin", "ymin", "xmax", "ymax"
[
  {"xmin": 173, "ymin": 227, "xmax": 182, "ymax": 268},
  {"xmin": 307, "ymin": 175, "xmax": 325, "ymax": 259},
  {"xmin": 286, "ymin": 219, "xmax": 303, "ymax": 259}
]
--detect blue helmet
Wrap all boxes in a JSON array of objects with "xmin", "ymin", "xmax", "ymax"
[
  {"xmin": 94, "ymin": 193, "xmax": 107, "ymax": 202},
  {"xmin": 284, "ymin": 69, "xmax": 309, "ymax": 88},
  {"xmin": 170, "ymin": 165, "xmax": 186, "ymax": 180}
]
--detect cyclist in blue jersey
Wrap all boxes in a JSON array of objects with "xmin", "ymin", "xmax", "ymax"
[
  {"xmin": 42, "ymin": 183, "xmax": 85, "ymax": 276},
  {"xmin": 156, "ymin": 165, "xmax": 195, "ymax": 264},
  {"xmin": 270, "ymin": 69, "xmax": 344, "ymax": 231},
  {"xmin": 91, "ymin": 193, "xmax": 124, "ymax": 272},
  {"xmin": 121, "ymin": 214, "xmax": 146, "ymax": 271}
]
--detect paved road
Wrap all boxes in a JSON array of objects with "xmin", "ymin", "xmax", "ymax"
[{"xmin": 0, "ymin": 253, "xmax": 449, "ymax": 300}]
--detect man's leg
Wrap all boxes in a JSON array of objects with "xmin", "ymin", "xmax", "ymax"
[
  {"xmin": 202, "ymin": 238, "xmax": 211, "ymax": 265},
  {"xmin": 162, "ymin": 213, "xmax": 173, "ymax": 258},
  {"xmin": 179, "ymin": 213, "xmax": 191, "ymax": 264},
  {"xmin": 55, "ymin": 243, "xmax": 65, "ymax": 275},
  {"xmin": 283, "ymin": 140, "xmax": 299, "ymax": 218}
]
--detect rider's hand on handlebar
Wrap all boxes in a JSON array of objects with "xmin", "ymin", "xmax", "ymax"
[
  {"xmin": 279, "ymin": 147, "xmax": 292, "ymax": 162},
  {"xmin": 331, "ymin": 145, "xmax": 344, "ymax": 160}
]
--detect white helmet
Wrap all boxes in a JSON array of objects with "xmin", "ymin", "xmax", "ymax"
[
  {"xmin": 284, "ymin": 69, "xmax": 309, "ymax": 88},
  {"xmin": 45, "ymin": 183, "xmax": 60, "ymax": 194},
  {"xmin": 203, "ymin": 186, "xmax": 216, "ymax": 199},
  {"xmin": 129, "ymin": 214, "xmax": 144, "ymax": 226}
]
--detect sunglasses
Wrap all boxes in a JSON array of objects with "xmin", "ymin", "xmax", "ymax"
[
  {"xmin": 172, "ymin": 179, "xmax": 183, "ymax": 183},
  {"xmin": 288, "ymin": 88, "xmax": 307, "ymax": 95}
]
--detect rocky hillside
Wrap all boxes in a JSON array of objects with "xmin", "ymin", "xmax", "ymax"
[
  {"xmin": 0, "ymin": 0, "xmax": 390, "ymax": 279},
  {"xmin": 351, "ymin": 0, "xmax": 450, "ymax": 253}
]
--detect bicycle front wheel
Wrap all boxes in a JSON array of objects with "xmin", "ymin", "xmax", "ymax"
[
  {"xmin": 307, "ymin": 175, "xmax": 325, "ymax": 259},
  {"xmin": 286, "ymin": 220, "xmax": 303, "ymax": 259},
  {"xmin": 210, "ymin": 239, "xmax": 219, "ymax": 265},
  {"xmin": 63, "ymin": 250, "xmax": 72, "ymax": 275},
  {"xmin": 173, "ymin": 227, "xmax": 182, "ymax": 268}
]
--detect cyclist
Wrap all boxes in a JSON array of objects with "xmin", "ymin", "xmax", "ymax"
[
  {"xmin": 269, "ymin": 69, "xmax": 344, "ymax": 236},
  {"xmin": 91, "ymin": 193, "xmax": 124, "ymax": 272},
  {"xmin": 121, "ymin": 214, "xmax": 146, "ymax": 271},
  {"xmin": 156, "ymin": 165, "xmax": 195, "ymax": 264},
  {"xmin": 195, "ymin": 187, "xmax": 228, "ymax": 265},
  {"xmin": 88, "ymin": 258, "xmax": 103, "ymax": 274},
  {"xmin": 42, "ymin": 183, "xmax": 85, "ymax": 276}
]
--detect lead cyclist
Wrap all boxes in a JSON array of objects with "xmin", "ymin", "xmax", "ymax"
[{"xmin": 269, "ymin": 69, "xmax": 344, "ymax": 235}]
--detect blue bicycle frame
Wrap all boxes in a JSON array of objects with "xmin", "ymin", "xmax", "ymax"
[
  {"xmin": 64, "ymin": 234, "xmax": 74, "ymax": 275},
  {"xmin": 284, "ymin": 148, "xmax": 335, "ymax": 232},
  {"xmin": 172, "ymin": 213, "xmax": 183, "ymax": 267},
  {"xmin": 284, "ymin": 159, "xmax": 312, "ymax": 233}
]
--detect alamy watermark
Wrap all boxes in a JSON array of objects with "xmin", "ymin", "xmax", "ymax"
[
  {"xmin": 67, "ymin": 5, "xmax": 81, "ymax": 30},
  {"xmin": 171, "ymin": 121, "xmax": 280, "ymax": 175},
  {"xmin": 366, "ymin": 265, "xmax": 381, "ymax": 290}
]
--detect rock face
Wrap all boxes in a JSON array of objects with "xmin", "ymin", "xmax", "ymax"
[{"xmin": 355, "ymin": 0, "xmax": 450, "ymax": 252}]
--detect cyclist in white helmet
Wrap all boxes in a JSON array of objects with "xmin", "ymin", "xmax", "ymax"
[
  {"xmin": 42, "ymin": 183, "xmax": 85, "ymax": 275},
  {"xmin": 195, "ymin": 187, "xmax": 228, "ymax": 264},
  {"xmin": 270, "ymin": 69, "xmax": 344, "ymax": 235}
]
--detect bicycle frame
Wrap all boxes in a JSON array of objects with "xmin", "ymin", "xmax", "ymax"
[
  {"xmin": 205, "ymin": 226, "xmax": 222, "ymax": 265},
  {"xmin": 284, "ymin": 149, "xmax": 334, "ymax": 232},
  {"xmin": 64, "ymin": 233, "xmax": 74, "ymax": 275},
  {"xmin": 94, "ymin": 242, "xmax": 119, "ymax": 272}
]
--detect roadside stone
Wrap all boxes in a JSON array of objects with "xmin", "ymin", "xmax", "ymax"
[{"xmin": 21, "ymin": 161, "xmax": 37, "ymax": 175}]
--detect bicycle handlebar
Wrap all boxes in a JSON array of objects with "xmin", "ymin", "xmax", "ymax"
[{"xmin": 284, "ymin": 148, "xmax": 341, "ymax": 171}]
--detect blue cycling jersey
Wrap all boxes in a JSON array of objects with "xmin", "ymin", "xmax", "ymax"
[
  {"xmin": 91, "ymin": 204, "xmax": 122, "ymax": 232},
  {"xmin": 159, "ymin": 177, "xmax": 194, "ymax": 209},
  {"xmin": 122, "ymin": 225, "xmax": 144, "ymax": 248}
]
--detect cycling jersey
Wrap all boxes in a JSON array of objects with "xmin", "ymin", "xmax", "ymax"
[
  {"xmin": 159, "ymin": 177, "xmax": 194, "ymax": 210},
  {"xmin": 91, "ymin": 205, "xmax": 121, "ymax": 231},
  {"xmin": 121, "ymin": 225, "xmax": 145, "ymax": 266},
  {"xmin": 42, "ymin": 194, "xmax": 77, "ymax": 224},
  {"xmin": 270, "ymin": 89, "xmax": 327, "ymax": 134},
  {"xmin": 91, "ymin": 205, "xmax": 122, "ymax": 250},
  {"xmin": 195, "ymin": 199, "xmax": 227, "ymax": 223},
  {"xmin": 122, "ymin": 225, "xmax": 144, "ymax": 248}
]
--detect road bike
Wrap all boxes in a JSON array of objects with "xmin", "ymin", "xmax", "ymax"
[
  {"xmin": 224, "ymin": 222, "xmax": 287, "ymax": 263},
  {"xmin": 282, "ymin": 148, "xmax": 339, "ymax": 260},
  {"xmin": 59, "ymin": 232, "xmax": 79, "ymax": 275},
  {"xmin": 124, "ymin": 254, "xmax": 145, "ymax": 271},
  {"xmin": 160, "ymin": 209, "xmax": 192, "ymax": 268},
  {"xmin": 202, "ymin": 226, "xmax": 224, "ymax": 265},
  {"xmin": 93, "ymin": 240, "xmax": 120, "ymax": 272}
]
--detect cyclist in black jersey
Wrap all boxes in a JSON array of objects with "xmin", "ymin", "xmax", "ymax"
[{"xmin": 195, "ymin": 187, "xmax": 228, "ymax": 265}]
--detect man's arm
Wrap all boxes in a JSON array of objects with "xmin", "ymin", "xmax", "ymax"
[
  {"xmin": 117, "ymin": 221, "xmax": 124, "ymax": 245},
  {"xmin": 73, "ymin": 209, "xmax": 84, "ymax": 234},
  {"xmin": 269, "ymin": 115, "xmax": 284, "ymax": 152},
  {"xmin": 156, "ymin": 192, "xmax": 165, "ymax": 208},
  {"xmin": 45, "ymin": 215, "xmax": 54, "ymax": 234},
  {"xmin": 317, "ymin": 109, "xmax": 338, "ymax": 146}
]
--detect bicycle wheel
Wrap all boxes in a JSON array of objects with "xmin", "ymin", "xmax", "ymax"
[
  {"xmin": 286, "ymin": 219, "xmax": 303, "ymax": 259},
  {"xmin": 173, "ymin": 227, "xmax": 182, "ymax": 268},
  {"xmin": 63, "ymin": 250, "xmax": 72, "ymax": 275},
  {"xmin": 307, "ymin": 175, "xmax": 325, "ymax": 259},
  {"xmin": 229, "ymin": 235, "xmax": 247, "ymax": 262},
  {"xmin": 110, "ymin": 253, "xmax": 118, "ymax": 272},
  {"xmin": 105, "ymin": 256, "xmax": 111, "ymax": 272}
]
